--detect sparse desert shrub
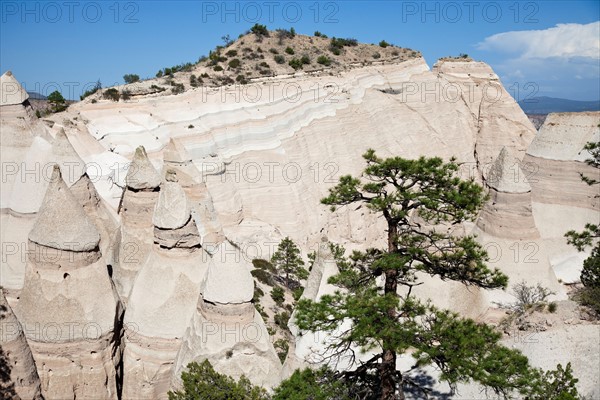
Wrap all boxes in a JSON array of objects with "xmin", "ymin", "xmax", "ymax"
[
  {"xmin": 274, "ymin": 54, "xmax": 285, "ymax": 64},
  {"xmin": 213, "ymin": 65, "xmax": 223, "ymax": 72},
  {"xmin": 274, "ymin": 311, "xmax": 290, "ymax": 330},
  {"xmin": 329, "ymin": 37, "xmax": 358, "ymax": 55},
  {"xmin": 187, "ymin": 124, "xmax": 194, "ymax": 129},
  {"xmin": 300, "ymin": 55, "xmax": 310, "ymax": 65},
  {"xmin": 314, "ymin": 31, "xmax": 327, "ymax": 38},
  {"xmin": 379, "ymin": 40, "xmax": 390, "ymax": 48},
  {"xmin": 252, "ymin": 259, "xmax": 276, "ymax": 273},
  {"xmin": 269, "ymin": 48, "xmax": 278, "ymax": 54},
  {"xmin": 228, "ymin": 58, "xmax": 241, "ymax": 69},
  {"xmin": 317, "ymin": 55, "xmax": 332, "ymax": 66},
  {"xmin": 548, "ymin": 302, "xmax": 557, "ymax": 313},
  {"xmin": 392, "ymin": 50, "xmax": 399, "ymax": 56},
  {"xmin": 510, "ymin": 281, "xmax": 555, "ymax": 313},
  {"xmin": 251, "ymin": 269, "xmax": 275, "ymax": 286},
  {"xmin": 80, "ymin": 80, "xmax": 102, "ymax": 100},
  {"xmin": 200, "ymin": 73, "xmax": 209, "ymax": 78},
  {"xmin": 225, "ymin": 49, "xmax": 238, "ymax": 57},
  {"xmin": 171, "ymin": 83, "xmax": 184, "ymax": 94},
  {"xmin": 236, "ymin": 74, "xmax": 248, "ymax": 84},
  {"xmin": 121, "ymin": 90, "xmax": 131, "ymax": 101},
  {"xmin": 285, "ymin": 46, "xmax": 295, "ymax": 55},
  {"xmin": 123, "ymin": 73, "xmax": 140, "ymax": 84},
  {"xmin": 372, "ymin": 52, "xmax": 381, "ymax": 59},
  {"xmin": 288, "ymin": 58, "xmax": 303, "ymax": 70},
  {"xmin": 150, "ymin": 84, "xmax": 166, "ymax": 93},
  {"xmin": 103, "ymin": 88, "xmax": 120, "ymax": 102},
  {"xmin": 251, "ymin": 23, "xmax": 268, "ymax": 36},
  {"xmin": 271, "ymin": 286, "xmax": 285, "ymax": 306},
  {"xmin": 35, "ymin": 109, "xmax": 42, "ymax": 118},
  {"xmin": 274, "ymin": 339, "xmax": 289, "ymax": 363},
  {"xmin": 574, "ymin": 286, "xmax": 600, "ymax": 316},
  {"xmin": 259, "ymin": 61, "xmax": 270, "ymax": 68}
]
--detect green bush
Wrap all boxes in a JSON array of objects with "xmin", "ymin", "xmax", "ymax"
[
  {"xmin": 80, "ymin": 80, "xmax": 102, "ymax": 100},
  {"xmin": 575, "ymin": 286, "xmax": 600, "ymax": 316},
  {"xmin": 171, "ymin": 83, "xmax": 184, "ymax": 94},
  {"xmin": 288, "ymin": 58, "xmax": 303, "ymax": 70},
  {"xmin": 317, "ymin": 55, "xmax": 332, "ymax": 66},
  {"xmin": 300, "ymin": 55, "xmax": 310, "ymax": 65},
  {"xmin": 168, "ymin": 360, "xmax": 269, "ymax": 400},
  {"xmin": 285, "ymin": 47, "xmax": 295, "ymax": 55},
  {"xmin": 259, "ymin": 61, "xmax": 270, "ymax": 68},
  {"xmin": 271, "ymin": 286, "xmax": 285, "ymax": 306},
  {"xmin": 150, "ymin": 84, "xmax": 166, "ymax": 93},
  {"xmin": 225, "ymin": 49, "xmax": 238, "ymax": 57},
  {"xmin": 292, "ymin": 287, "xmax": 304, "ymax": 302},
  {"xmin": 251, "ymin": 269, "xmax": 275, "ymax": 286},
  {"xmin": 273, "ymin": 367, "xmax": 353, "ymax": 400},
  {"xmin": 103, "ymin": 88, "xmax": 120, "ymax": 101},
  {"xmin": 228, "ymin": 58, "xmax": 241, "ymax": 69},
  {"xmin": 252, "ymin": 259, "xmax": 276, "ymax": 272},
  {"xmin": 314, "ymin": 31, "xmax": 327, "ymax": 38},
  {"xmin": 213, "ymin": 65, "xmax": 223, "ymax": 72},
  {"xmin": 269, "ymin": 48, "xmax": 279, "ymax": 54},
  {"xmin": 372, "ymin": 52, "xmax": 381, "ymax": 59},
  {"xmin": 379, "ymin": 40, "xmax": 390, "ymax": 48},
  {"xmin": 253, "ymin": 285, "xmax": 264, "ymax": 301},
  {"xmin": 123, "ymin": 74, "xmax": 140, "ymax": 84},
  {"xmin": 274, "ymin": 311, "xmax": 290, "ymax": 329},
  {"xmin": 274, "ymin": 339, "xmax": 289, "ymax": 363},
  {"xmin": 121, "ymin": 90, "xmax": 131, "ymax": 101},
  {"xmin": 274, "ymin": 55, "xmax": 285, "ymax": 64},
  {"xmin": 236, "ymin": 74, "xmax": 248, "ymax": 84},
  {"xmin": 251, "ymin": 23, "xmax": 268, "ymax": 36},
  {"xmin": 47, "ymin": 90, "xmax": 68, "ymax": 112}
]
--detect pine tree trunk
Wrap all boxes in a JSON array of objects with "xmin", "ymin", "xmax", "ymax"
[{"xmin": 381, "ymin": 220, "xmax": 404, "ymax": 400}]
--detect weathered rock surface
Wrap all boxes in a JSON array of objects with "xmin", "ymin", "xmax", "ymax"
[
  {"xmin": 0, "ymin": 288, "xmax": 43, "ymax": 400},
  {"xmin": 122, "ymin": 179, "xmax": 205, "ymax": 399},
  {"xmin": 0, "ymin": 71, "xmax": 29, "ymax": 106},
  {"xmin": 16, "ymin": 167, "xmax": 122, "ymax": 399},
  {"xmin": 126, "ymin": 146, "xmax": 162, "ymax": 190},
  {"xmin": 477, "ymin": 147, "xmax": 539, "ymax": 239}
]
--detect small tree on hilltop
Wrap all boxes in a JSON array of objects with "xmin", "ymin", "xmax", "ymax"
[
  {"xmin": 271, "ymin": 237, "xmax": 308, "ymax": 288},
  {"xmin": 47, "ymin": 90, "xmax": 68, "ymax": 113},
  {"xmin": 123, "ymin": 74, "xmax": 140, "ymax": 84},
  {"xmin": 296, "ymin": 149, "xmax": 580, "ymax": 399}
]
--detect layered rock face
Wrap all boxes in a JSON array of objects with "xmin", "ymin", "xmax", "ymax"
[
  {"xmin": 524, "ymin": 112, "xmax": 599, "ymax": 210},
  {"xmin": 477, "ymin": 147, "xmax": 539, "ymax": 239},
  {"xmin": 16, "ymin": 166, "xmax": 123, "ymax": 400},
  {"xmin": 0, "ymin": 288, "xmax": 43, "ymax": 399},
  {"xmin": 172, "ymin": 242, "xmax": 281, "ymax": 390},
  {"xmin": 122, "ymin": 178, "xmax": 206, "ymax": 399},
  {"xmin": 111, "ymin": 146, "xmax": 162, "ymax": 302}
]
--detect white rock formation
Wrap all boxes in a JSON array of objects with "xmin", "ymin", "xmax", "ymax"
[
  {"xmin": 16, "ymin": 166, "xmax": 123, "ymax": 399},
  {"xmin": 122, "ymin": 178, "xmax": 206, "ymax": 399},
  {"xmin": 111, "ymin": 146, "xmax": 162, "ymax": 302},
  {"xmin": 172, "ymin": 242, "xmax": 281, "ymax": 390},
  {"xmin": 477, "ymin": 147, "xmax": 539, "ymax": 239},
  {"xmin": 0, "ymin": 288, "xmax": 43, "ymax": 399},
  {"xmin": 0, "ymin": 71, "xmax": 29, "ymax": 106}
]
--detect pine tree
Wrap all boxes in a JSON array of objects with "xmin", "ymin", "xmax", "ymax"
[
  {"xmin": 295, "ymin": 149, "xmax": 573, "ymax": 399},
  {"xmin": 271, "ymin": 237, "xmax": 308, "ymax": 288}
]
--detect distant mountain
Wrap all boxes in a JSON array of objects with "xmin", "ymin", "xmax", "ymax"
[
  {"xmin": 519, "ymin": 96, "xmax": 600, "ymax": 114},
  {"xmin": 27, "ymin": 91, "xmax": 47, "ymax": 100}
]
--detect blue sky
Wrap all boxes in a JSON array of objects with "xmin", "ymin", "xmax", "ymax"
[{"xmin": 1, "ymin": 1, "xmax": 598, "ymax": 100}]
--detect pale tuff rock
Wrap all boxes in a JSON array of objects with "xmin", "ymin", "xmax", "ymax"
[
  {"xmin": 122, "ymin": 181, "xmax": 206, "ymax": 399},
  {"xmin": 126, "ymin": 146, "xmax": 162, "ymax": 190},
  {"xmin": 17, "ymin": 175, "xmax": 122, "ymax": 399},
  {"xmin": 0, "ymin": 289, "xmax": 43, "ymax": 400},
  {"xmin": 163, "ymin": 138, "xmax": 192, "ymax": 165},
  {"xmin": 111, "ymin": 146, "xmax": 161, "ymax": 301},
  {"xmin": 485, "ymin": 147, "xmax": 531, "ymax": 193},
  {"xmin": 51, "ymin": 129, "xmax": 87, "ymax": 186},
  {"xmin": 201, "ymin": 242, "xmax": 254, "ymax": 304},
  {"xmin": 7, "ymin": 136, "xmax": 53, "ymax": 214},
  {"xmin": 28, "ymin": 165, "xmax": 100, "ymax": 251},
  {"xmin": 153, "ymin": 181, "xmax": 192, "ymax": 230},
  {"xmin": 0, "ymin": 70, "xmax": 29, "ymax": 106},
  {"xmin": 477, "ymin": 147, "xmax": 539, "ymax": 239},
  {"xmin": 524, "ymin": 112, "xmax": 600, "ymax": 210}
]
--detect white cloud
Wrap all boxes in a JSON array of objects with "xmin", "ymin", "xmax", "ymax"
[{"xmin": 478, "ymin": 22, "xmax": 600, "ymax": 60}]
